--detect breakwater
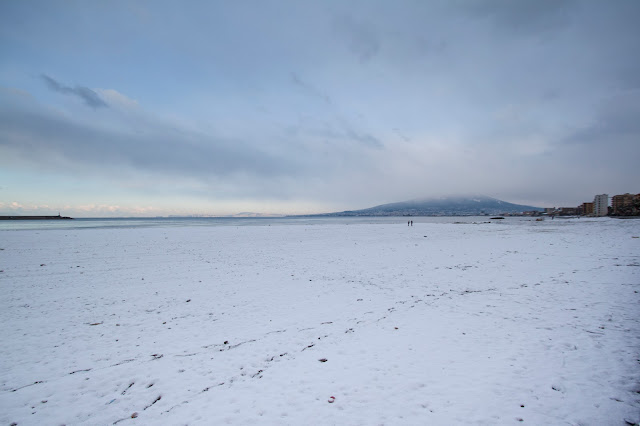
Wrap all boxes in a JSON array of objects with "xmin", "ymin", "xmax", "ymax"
[{"xmin": 0, "ymin": 215, "xmax": 73, "ymax": 220}]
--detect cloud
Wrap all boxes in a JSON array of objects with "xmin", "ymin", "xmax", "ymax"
[
  {"xmin": 287, "ymin": 72, "xmax": 383, "ymax": 149},
  {"xmin": 0, "ymin": 83, "xmax": 394, "ymax": 210},
  {"xmin": 392, "ymin": 128, "xmax": 410, "ymax": 142},
  {"xmin": 461, "ymin": 0, "xmax": 575, "ymax": 35},
  {"xmin": 75, "ymin": 204, "xmax": 158, "ymax": 215},
  {"xmin": 41, "ymin": 74, "xmax": 108, "ymax": 109},
  {"xmin": 2, "ymin": 2, "xmax": 640, "ymax": 211},
  {"xmin": 0, "ymin": 94, "xmax": 297, "ymax": 181},
  {"xmin": 95, "ymin": 89, "xmax": 139, "ymax": 109},
  {"xmin": 0, "ymin": 200, "xmax": 160, "ymax": 217},
  {"xmin": 332, "ymin": 14, "xmax": 380, "ymax": 63},
  {"xmin": 570, "ymin": 90, "xmax": 640, "ymax": 143},
  {"xmin": 335, "ymin": 118, "xmax": 383, "ymax": 149},
  {"xmin": 0, "ymin": 86, "xmax": 344, "ymax": 204},
  {"xmin": 284, "ymin": 114, "xmax": 383, "ymax": 150},
  {"xmin": 556, "ymin": 90, "xmax": 640, "ymax": 179},
  {"xmin": 290, "ymin": 72, "xmax": 332, "ymax": 104},
  {"xmin": 0, "ymin": 201, "xmax": 54, "ymax": 213}
]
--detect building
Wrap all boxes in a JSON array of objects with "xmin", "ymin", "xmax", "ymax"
[
  {"xmin": 581, "ymin": 202, "xmax": 594, "ymax": 215},
  {"xmin": 559, "ymin": 207, "xmax": 578, "ymax": 216},
  {"xmin": 611, "ymin": 193, "xmax": 640, "ymax": 216},
  {"xmin": 612, "ymin": 193, "xmax": 636, "ymax": 214},
  {"xmin": 593, "ymin": 194, "xmax": 608, "ymax": 217}
]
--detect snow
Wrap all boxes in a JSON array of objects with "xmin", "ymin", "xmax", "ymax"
[{"xmin": 1, "ymin": 218, "xmax": 639, "ymax": 425}]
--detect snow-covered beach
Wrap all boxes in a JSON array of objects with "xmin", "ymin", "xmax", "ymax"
[{"xmin": 1, "ymin": 218, "xmax": 639, "ymax": 425}]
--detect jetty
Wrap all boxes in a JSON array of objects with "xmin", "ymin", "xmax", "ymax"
[{"xmin": 0, "ymin": 214, "xmax": 73, "ymax": 220}]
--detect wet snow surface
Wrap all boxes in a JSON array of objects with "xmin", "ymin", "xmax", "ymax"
[{"xmin": 1, "ymin": 218, "xmax": 639, "ymax": 425}]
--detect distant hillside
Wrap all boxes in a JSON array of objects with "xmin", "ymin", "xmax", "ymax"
[{"xmin": 321, "ymin": 196, "xmax": 542, "ymax": 217}]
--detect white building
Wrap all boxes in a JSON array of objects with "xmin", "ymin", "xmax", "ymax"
[{"xmin": 593, "ymin": 194, "xmax": 608, "ymax": 216}]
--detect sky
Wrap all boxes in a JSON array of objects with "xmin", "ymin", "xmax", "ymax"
[{"xmin": 1, "ymin": 0, "xmax": 639, "ymax": 217}]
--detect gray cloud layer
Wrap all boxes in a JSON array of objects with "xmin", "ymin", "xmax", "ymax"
[
  {"xmin": 0, "ymin": 98, "xmax": 298, "ymax": 183},
  {"xmin": 1, "ymin": 1, "xmax": 639, "ymax": 209},
  {"xmin": 41, "ymin": 75, "xmax": 108, "ymax": 109}
]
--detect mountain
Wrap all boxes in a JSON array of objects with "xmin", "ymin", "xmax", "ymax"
[{"xmin": 320, "ymin": 196, "xmax": 543, "ymax": 217}]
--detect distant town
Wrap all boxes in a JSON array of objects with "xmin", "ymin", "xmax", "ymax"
[{"xmin": 510, "ymin": 192, "xmax": 640, "ymax": 218}]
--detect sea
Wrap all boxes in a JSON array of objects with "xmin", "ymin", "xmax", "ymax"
[{"xmin": 0, "ymin": 215, "xmax": 544, "ymax": 231}]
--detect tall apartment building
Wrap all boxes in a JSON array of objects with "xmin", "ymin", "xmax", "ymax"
[
  {"xmin": 611, "ymin": 193, "xmax": 636, "ymax": 214},
  {"xmin": 593, "ymin": 194, "xmax": 608, "ymax": 217},
  {"xmin": 581, "ymin": 202, "xmax": 594, "ymax": 215}
]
